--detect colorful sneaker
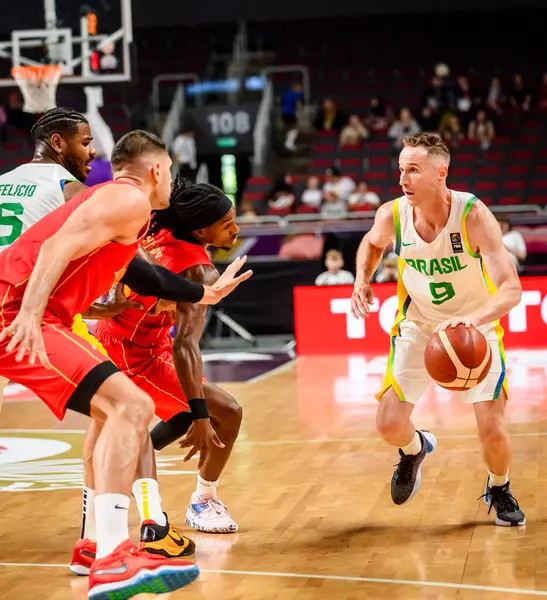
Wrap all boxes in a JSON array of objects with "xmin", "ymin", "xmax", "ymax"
[
  {"xmin": 140, "ymin": 513, "xmax": 195, "ymax": 558},
  {"xmin": 481, "ymin": 481, "xmax": 526, "ymax": 526},
  {"xmin": 88, "ymin": 539, "xmax": 199, "ymax": 600},
  {"xmin": 69, "ymin": 538, "xmax": 96, "ymax": 576},
  {"xmin": 391, "ymin": 430, "xmax": 437, "ymax": 505},
  {"xmin": 186, "ymin": 494, "xmax": 238, "ymax": 533}
]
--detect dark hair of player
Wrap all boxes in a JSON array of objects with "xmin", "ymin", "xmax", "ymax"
[
  {"xmin": 110, "ymin": 129, "xmax": 167, "ymax": 170},
  {"xmin": 31, "ymin": 107, "xmax": 89, "ymax": 142},
  {"xmin": 148, "ymin": 176, "xmax": 230, "ymax": 237}
]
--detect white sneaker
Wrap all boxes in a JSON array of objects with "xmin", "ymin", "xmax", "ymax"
[{"xmin": 186, "ymin": 494, "xmax": 238, "ymax": 533}]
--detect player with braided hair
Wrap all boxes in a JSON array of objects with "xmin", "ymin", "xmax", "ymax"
[
  {"xmin": 0, "ymin": 107, "xmax": 140, "ymax": 409},
  {"xmin": 69, "ymin": 177, "xmax": 243, "ymax": 576}
]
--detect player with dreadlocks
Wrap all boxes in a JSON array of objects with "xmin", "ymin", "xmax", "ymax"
[
  {"xmin": 103, "ymin": 178, "xmax": 242, "ymax": 526},
  {"xmin": 68, "ymin": 176, "xmax": 243, "ymax": 575},
  {"xmin": 0, "ymin": 127, "xmax": 252, "ymax": 599},
  {"xmin": 0, "ymin": 107, "xmax": 139, "ymax": 408}
]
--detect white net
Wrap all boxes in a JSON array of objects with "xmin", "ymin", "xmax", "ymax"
[{"xmin": 11, "ymin": 65, "xmax": 62, "ymax": 114}]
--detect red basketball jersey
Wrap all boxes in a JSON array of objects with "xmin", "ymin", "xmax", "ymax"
[
  {"xmin": 0, "ymin": 180, "xmax": 149, "ymax": 327},
  {"xmin": 98, "ymin": 228, "xmax": 212, "ymax": 345}
]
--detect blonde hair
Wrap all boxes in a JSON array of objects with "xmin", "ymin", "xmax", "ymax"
[{"xmin": 402, "ymin": 132, "xmax": 450, "ymax": 163}]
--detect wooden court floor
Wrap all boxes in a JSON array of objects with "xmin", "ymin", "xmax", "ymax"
[{"xmin": 2, "ymin": 349, "xmax": 547, "ymax": 599}]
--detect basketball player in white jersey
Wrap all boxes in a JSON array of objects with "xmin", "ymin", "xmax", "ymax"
[
  {"xmin": 352, "ymin": 133, "xmax": 525, "ymax": 526},
  {"xmin": 0, "ymin": 107, "xmax": 137, "ymax": 405}
]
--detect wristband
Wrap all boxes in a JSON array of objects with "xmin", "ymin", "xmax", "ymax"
[{"xmin": 188, "ymin": 398, "xmax": 209, "ymax": 420}]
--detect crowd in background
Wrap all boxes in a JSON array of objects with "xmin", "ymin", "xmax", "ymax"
[{"xmin": 271, "ymin": 65, "xmax": 547, "ymax": 220}]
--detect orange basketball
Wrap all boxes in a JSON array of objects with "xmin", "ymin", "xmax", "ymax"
[{"xmin": 424, "ymin": 324, "xmax": 492, "ymax": 391}]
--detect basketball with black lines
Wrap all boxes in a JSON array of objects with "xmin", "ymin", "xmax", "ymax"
[{"xmin": 424, "ymin": 324, "xmax": 492, "ymax": 391}]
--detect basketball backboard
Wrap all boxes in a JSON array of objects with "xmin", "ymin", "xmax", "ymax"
[{"xmin": 0, "ymin": 0, "xmax": 132, "ymax": 87}]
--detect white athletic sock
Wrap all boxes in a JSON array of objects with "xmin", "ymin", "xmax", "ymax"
[
  {"xmin": 131, "ymin": 478, "xmax": 167, "ymax": 526},
  {"xmin": 195, "ymin": 474, "xmax": 218, "ymax": 498},
  {"xmin": 95, "ymin": 494, "xmax": 130, "ymax": 559},
  {"xmin": 81, "ymin": 486, "xmax": 97, "ymax": 542},
  {"xmin": 488, "ymin": 471, "xmax": 509, "ymax": 488},
  {"xmin": 401, "ymin": 431, "xmax": 422, "ymax": 456}
]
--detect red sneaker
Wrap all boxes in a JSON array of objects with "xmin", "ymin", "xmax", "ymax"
[
  {"xmin": 69, "ymin": 538, "xmax": 97, "ymax": 576},
  {"xmin": 88, "ymin": 539, "xmax": 200, "ymax": 600}
]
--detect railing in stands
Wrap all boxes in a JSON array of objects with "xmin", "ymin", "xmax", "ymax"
[
  {"xmin": 227, "ymin": 21, "xmax": 248, "ymax": 105},
  {"xmin": 161, "ymin": 84, "xmax": 184, "ymax": 151},
  {"xmin": 236, "ymin": 205, "xmax": 547, "ymax": 234},
  {"xmin": 252, "ymin": 79, "xmax": 274, "ymax": 177},
  {"xmin": 151, "ymin": 72, "xmax": 202, "ymax": 131}
]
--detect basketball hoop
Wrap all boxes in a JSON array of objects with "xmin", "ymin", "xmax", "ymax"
[{"xmin": 11, "ymin": 65, "xmax": 62, "ymax": 114}]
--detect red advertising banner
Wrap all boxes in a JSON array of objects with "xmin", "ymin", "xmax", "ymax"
[{"xmin": 294, "ymin": 276, "xmax": 547, "ymax": 355}]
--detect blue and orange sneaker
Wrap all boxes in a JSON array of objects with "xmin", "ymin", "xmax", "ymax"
[{"xmin": 88, "ymin": 539, "xmax": 199, "ymax": 600}]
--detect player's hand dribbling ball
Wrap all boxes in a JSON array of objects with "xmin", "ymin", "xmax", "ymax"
[{"xmin": 424, "ymin": 323, "xmax": 492, "ymax": 391}]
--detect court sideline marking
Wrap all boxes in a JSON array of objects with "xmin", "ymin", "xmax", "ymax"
[
  {"xmin": 0, "ymin": 562, "xmax": 545, "ymax": 596},
  {"xmin": 246, "ymin": 358, "xmax": 296, "ymax": 384},
  {"xmin": 2, "ymin": 428, "xmax": 547, "ymax": 444}
]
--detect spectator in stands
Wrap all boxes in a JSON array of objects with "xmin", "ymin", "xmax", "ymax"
[
  {"xmin": 172, "ymin": 126, "xmax": 197, "ymax": 182},
  {"xmin": 486, "ymin": 77, "xmax": 505, "ymax": 114},
  {"xmin": 455, "ymin": 76, "xmax": 480, "ymax": 120},
  {"xmin": 278, "ymin": 234, "xmax": 324, "ymax": 260},
  {"xmin": 281, "ymin": 81, "xmax": 304, "ymax": 151},
  {"xmin": 538, "ymin": 73, "xmax": 547, "ymax": 110},
  {"xmin": 313, "ymin": 98, "xmax": 345, "ymax": 134},
  {"xmin": 440, "ymin": 114, "xmax": 464, "ymax": 148},
  {"xmin": 497, "ymin": 217, "xmax": 527, "ymax": 270},
  {"xmin": 422, "ymin": 76, "xmax": 452, "ymax": 115},
  {"xmin": 367, "ymin": 96, "xmax": 391, "ymax": 133},
  {"xmin": 267, "ymin": 174, "xmax": 295, "ymax": 212},
  {"xmin": 375, "ymin": 252, "xmax": 398, "ymax": 283},
  {"xmin": 468, "ymin": 109, "xmax": 496, "ymax": 150},
  {"xmin": 321, "ymin": 166, "xmax": 355, "ymax": 219},
  {"xmin": 348, "ymin": 182, "xmax": 381, "ymax": 211},
  {"xmin": 509, "ymin": 73, "xmax": 532, "ymax": 111},
  {"xmin": 388, "ymin": 108, "xmax": 421, "ymax": 149},
  {"xmin": 300, "ymin": 176, "xmax": 323, "ymax": 211},
  {"xmin": 339, "ymin": 115, "xmax": 368, "ymax": 147},
  {"xmin": 315, "ymin": 249, "xmax": 355, "ymax": 286}
]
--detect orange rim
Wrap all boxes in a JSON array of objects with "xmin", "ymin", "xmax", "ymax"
[{"xmin": 11, "ymin": 65, "xmax": 62, "ymax": 81}]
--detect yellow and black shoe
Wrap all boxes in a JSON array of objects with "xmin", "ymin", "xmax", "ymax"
[{"xmin": 140, "ymin": 512, "xmax": 196, "ymax": 558}]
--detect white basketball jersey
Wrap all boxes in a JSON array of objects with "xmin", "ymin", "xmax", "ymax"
[
  {"xmin": 393, "ymin": 190, "xmax": 493, "ymax": 325},
  {"xmin": 0, "ymin": 162, "xmax": 77, "ymax": 251}
]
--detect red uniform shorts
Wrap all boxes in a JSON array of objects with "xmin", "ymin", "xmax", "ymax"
[
  {"xmin": 0, "ymin": 302, "xmax": 118, "ymax": 420},
  {"xmin": 96, "ymin": 328, "xmax": 203, "ymax": 421}
]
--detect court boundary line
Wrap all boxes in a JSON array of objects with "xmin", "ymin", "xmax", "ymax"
[
  {"xmin": 246, "ymin": 358, "xmax": 296, "ymax": 384},
  {"xmin": 0, "ymin": 562, "xmax": 545, "ymax": 596},
  {"xmin": 2, "ymin": 428, "xmax": 547, "ymax": 444}
]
